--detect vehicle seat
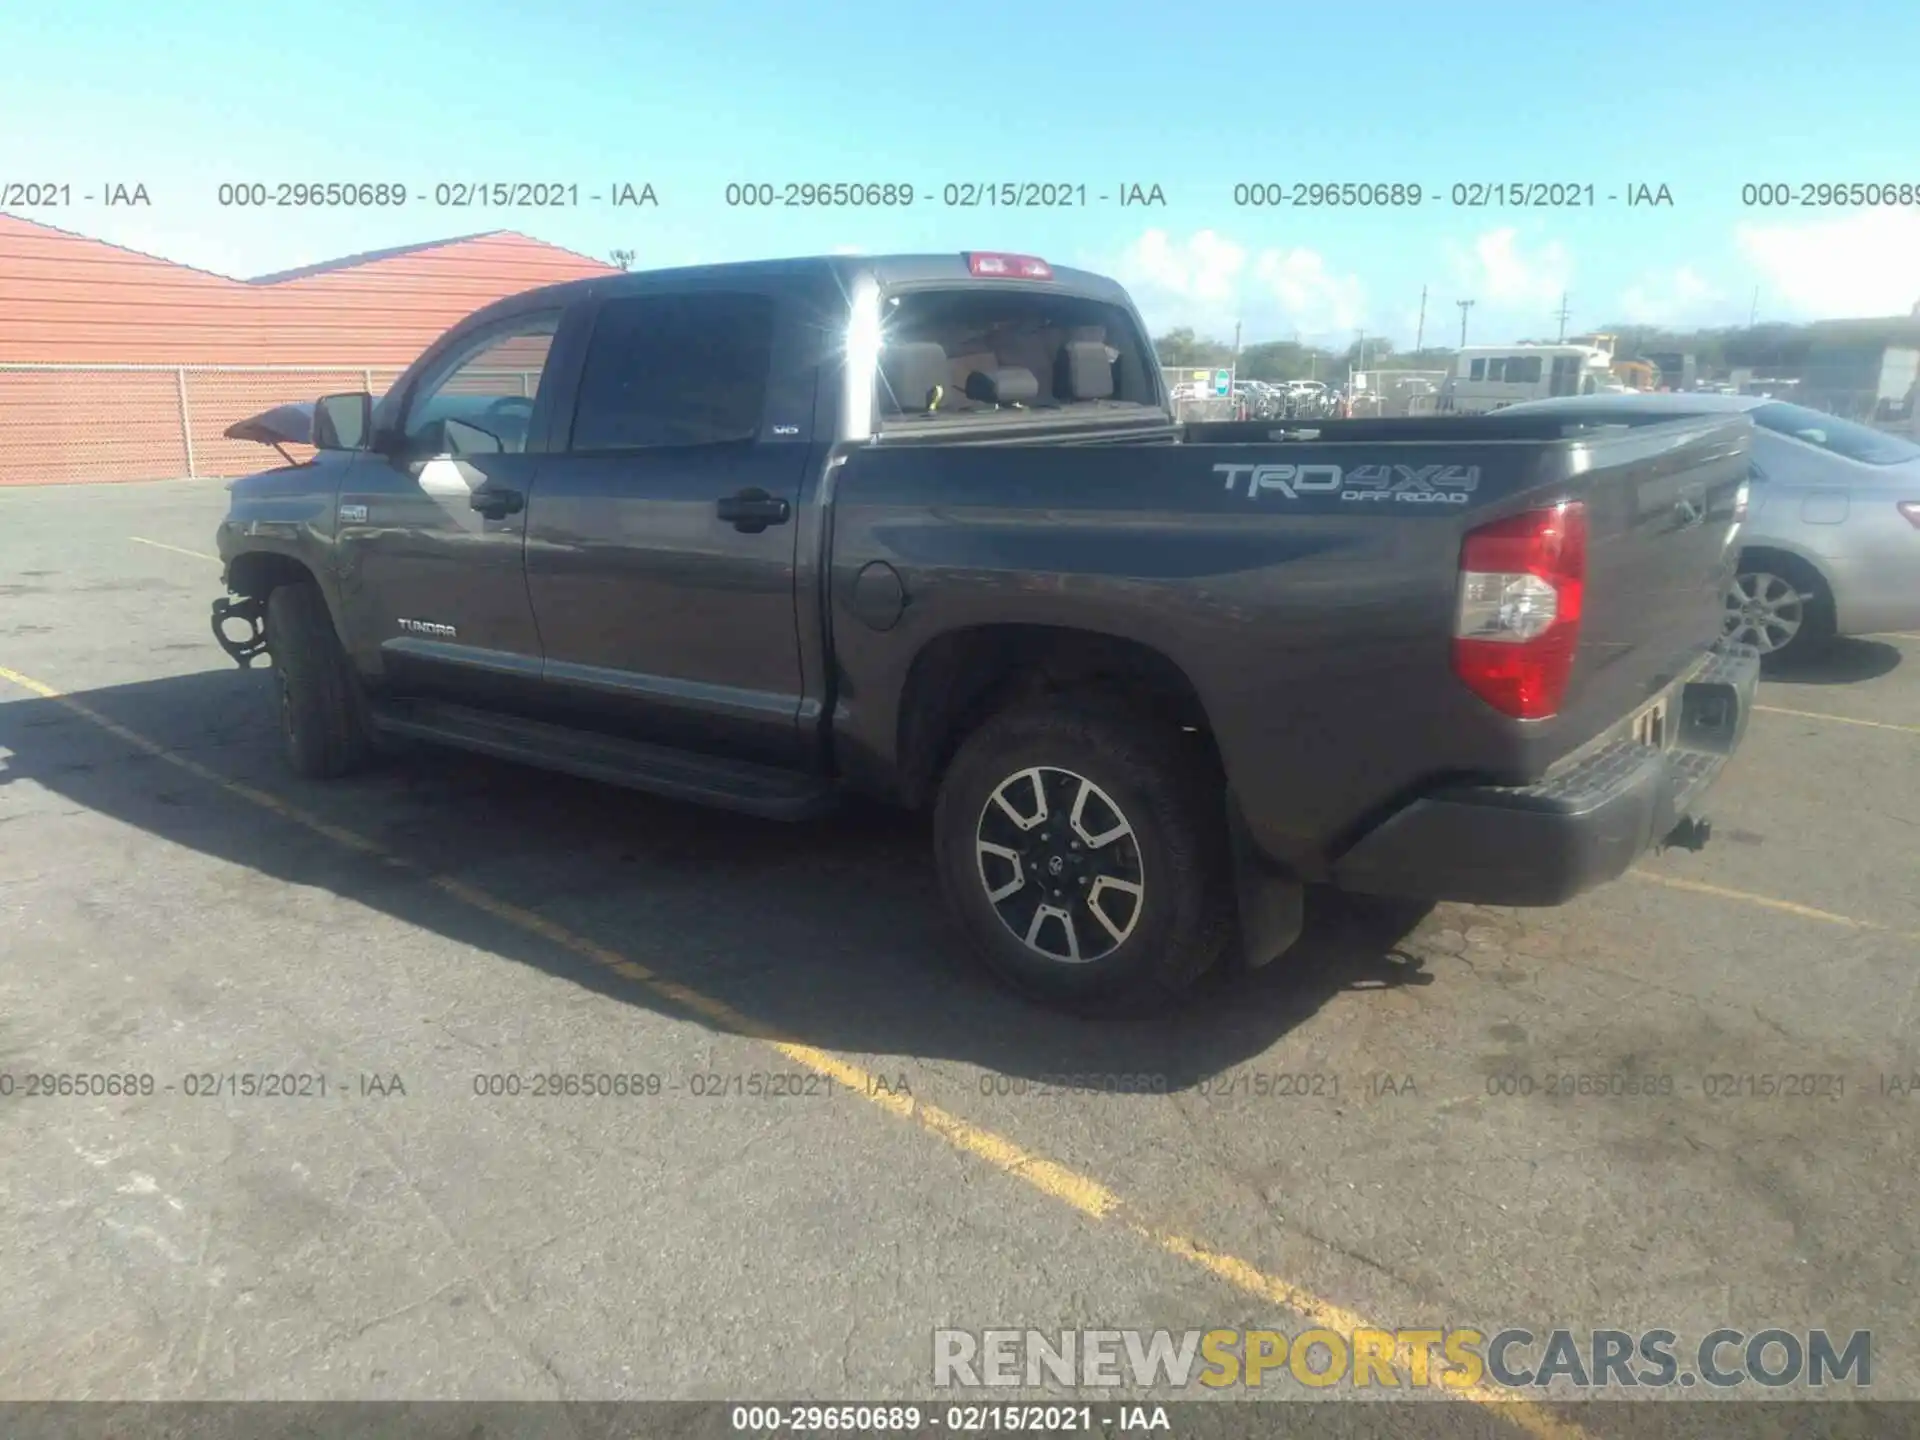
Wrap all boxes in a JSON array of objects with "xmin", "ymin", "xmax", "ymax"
[
  {"xmin": 1056, "ymin": 340, "xmax": 1116, "ymax": 400},
  {"xmin": 963, "ymin": 367, "xmax": 1039, "ymax": 407},
  {"xmin": 880, "ymin": 342, "xmax": 951, "ymax": 414}
]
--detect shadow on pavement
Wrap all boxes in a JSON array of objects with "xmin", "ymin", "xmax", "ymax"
[
  {"xmin": 0, "ymin": 667, "xmax": 1435, "ymax": 1092},
  {"xmin": 1763, "ymin": 636, "xmax": 1903, "ymax": 686}
]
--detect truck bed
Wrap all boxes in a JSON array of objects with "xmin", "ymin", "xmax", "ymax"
[{"xmin": 824, "ymin": 412, "xmax": 1751, "ymax": 875}]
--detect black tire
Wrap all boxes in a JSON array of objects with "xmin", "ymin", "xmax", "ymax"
[
  {"xmin": 932, "ymin": 694, "xmax": 1236, "ymax": 1017},
  {"xmin": 265, "ymin": 581, "xmax": 373, "ymax": 779},
  {"xmin": 1726, "ymin": 550, "xmax": 1835, "ymax": 669}
]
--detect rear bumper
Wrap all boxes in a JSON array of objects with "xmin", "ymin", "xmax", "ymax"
[{"xmin": 1330, "ymin": 643, "xmax": 1761, "ymax": 907}]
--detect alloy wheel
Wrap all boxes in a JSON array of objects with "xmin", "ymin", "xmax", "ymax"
[
  {"xmin": 1724, "ymin": 571, "xmax": 1809, "ymax": 654},
  {"xmin": 974, "ymin": 766, "xmax": 1145, "ymax": 965}
]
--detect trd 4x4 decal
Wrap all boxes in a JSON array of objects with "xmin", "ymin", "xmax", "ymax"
[{"xmin": 1215, "ymin": 462, "xmax": 1481, "ymax": 505}]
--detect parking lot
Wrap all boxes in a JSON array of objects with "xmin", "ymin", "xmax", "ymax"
[{"xmin": 2, "ymin": 478, "xmax": 1917, "ymax": 1430}]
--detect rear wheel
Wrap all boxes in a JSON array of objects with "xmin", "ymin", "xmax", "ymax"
[
  {"xmin": 265, "ymin": 581, "xmax": 373, "ymax": 779},
  {"xmin": 932, "ymin": 695, "xmax": 1235, "ymax": 1016},
  {"xmin": 1724, "ymin": 553, "xmax": 1834, "ymax": 667}
]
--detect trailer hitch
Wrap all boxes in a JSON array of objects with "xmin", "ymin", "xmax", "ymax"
[
  {"xmin": 211, "ymin": 595, "xmax": 270, "ymax": 669},
  {"xmin": 1659, "ymin": 814, "xmax": 1713, "ymax": 853}
]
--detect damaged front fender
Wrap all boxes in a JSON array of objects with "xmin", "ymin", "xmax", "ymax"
[{"xmin": 211, "ymin": 595, "xmax": 269, "ymax": 668}]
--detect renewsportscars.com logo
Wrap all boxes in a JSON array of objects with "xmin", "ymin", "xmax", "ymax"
[
  {"xmin": 1215, "ymin": 461, "xmax": 1481, "ymax": 504},
  {"xmin": 932, "ymin": 1326, "xmax": 1872, "ymax": 1392}
]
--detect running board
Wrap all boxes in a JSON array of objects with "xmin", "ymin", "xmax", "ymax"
[{"xmin": 368, "ymin": 700, "xmax": 837, "ymax": 820}]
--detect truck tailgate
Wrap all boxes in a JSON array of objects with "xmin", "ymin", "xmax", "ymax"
[{"xmin": 1540, "ymin": 413, "xmax": 1749, "ymax": 753}]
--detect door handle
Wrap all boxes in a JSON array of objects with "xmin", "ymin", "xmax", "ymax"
[
  {"xmin": 470, "ymin": 486, "xmax": 525, "ymax": 520},
  {"xmin": 716, "ymin": 488, "xmax": 791, "ymax": 534}
]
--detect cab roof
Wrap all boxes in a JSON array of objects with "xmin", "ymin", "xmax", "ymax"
[{"xmin": 495, "ymin": 253, "xmax": 1136, "ymax": 314}]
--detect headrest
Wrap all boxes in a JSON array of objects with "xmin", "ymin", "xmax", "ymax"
[
  {"xmin": 880, "ymin": 342, "xmax": 950, "ymax": 412},
  {"xmin": 964, "ymin": 367, "xmax": 1039, "ymax": 405},
  {"xmin": 1058, "ymin": 341, "xmax": 1115, "ymax": 400}
]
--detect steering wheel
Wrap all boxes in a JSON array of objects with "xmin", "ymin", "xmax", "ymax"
[{"xmin": 482, "ymin": 395, "xmax": 535, "ymax": 421}]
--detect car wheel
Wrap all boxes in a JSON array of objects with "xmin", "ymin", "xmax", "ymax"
[
  {"xmin": 265, "ymin": 580, "xmax": 373, "ymax": 779},
  {"xmin": 1723, "ymin": 554, "xmax": 1835, "ymax": 667},
  {"xmin": 932, "ymin": 695, "xmax": 1235, "ymax": 1016}
]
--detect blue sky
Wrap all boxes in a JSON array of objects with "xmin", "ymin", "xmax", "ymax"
[{"xmin": 6, "ymin": 0, "xmax": 1919, "ymax": 348}]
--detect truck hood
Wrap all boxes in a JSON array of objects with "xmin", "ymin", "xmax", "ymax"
[{"xmin": 223, "ymin": 402, "xmax": 314, "ymax": 448}]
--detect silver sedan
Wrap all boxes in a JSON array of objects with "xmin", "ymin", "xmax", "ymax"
[{"xmin": 1502, "ymin": 391, "xmax": 1920, "ymax": 664}]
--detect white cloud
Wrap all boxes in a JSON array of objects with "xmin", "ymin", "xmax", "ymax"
[
  {"xmin": 1443, "ymin": 228, "xmax": 1574, "ymax": 310},
  {"xmin": 1736, "ymin": 210, "xmax": 1920, "ymax": 319},
  {"xmin": 1249, "ymin": 248, "xmax": 1369, "ymax": 335},
  {"xmin": 1094, "ymin": 229, "xmax": 1368, "ymax": 343},
  {"xmin": 1614, "ymin": 265, "xmax": 1726, "ymax": 328}
]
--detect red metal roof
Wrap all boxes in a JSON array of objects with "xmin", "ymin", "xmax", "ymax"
[{"xmin": 0, "ymin": 216, "xmax": 618, "ymax": 365}]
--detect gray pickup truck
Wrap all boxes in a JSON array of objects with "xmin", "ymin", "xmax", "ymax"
[{"xmin": 212, "ymin": 250, "xmax": 1760, "ymax": 1013}]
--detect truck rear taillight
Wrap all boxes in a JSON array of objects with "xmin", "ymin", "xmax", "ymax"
[
  {"xmin": 1452, "ymin": 501, "xmax": 1588, "ymax": 720},
  {"xmin": 966, "ymin": 252, "xmax": 1053, "ymax": 279},
  {"xmin": 1899, "ymin": 501, "xmax": 1920, "ymax": 529}
]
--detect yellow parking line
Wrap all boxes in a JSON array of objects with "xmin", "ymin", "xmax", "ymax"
[
  {"xmin": 1754, "ymin": 703, "xmax": 1920, "ymax": 737},
  {"xmin": 0, "ymin": 658, "xmax": 1585, "ymax": 1438},
  {"xmin": 129, "ymin": 536, "xmax": 218, "ymax": 562},
  {"xmin": 1630, "ymin": 869, "xmax": 1915, "ymax": 936}
]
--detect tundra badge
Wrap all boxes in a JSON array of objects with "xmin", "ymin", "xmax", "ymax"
[{"xmin": 397, "ymin": 618, "xmax": 457, "ymax": 638}]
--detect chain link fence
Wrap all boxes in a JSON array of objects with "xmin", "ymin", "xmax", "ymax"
[
  {"xmin": 1160, "ymin": 365, "xmax": 1244, "ymax": 423},
  {"xmin": 1348, "ymin": 370, "xmax": 1448, "ymax": 418},
  {"xmin": 0, "ymin": 364, "xmax": 554, "ymax": 486}
]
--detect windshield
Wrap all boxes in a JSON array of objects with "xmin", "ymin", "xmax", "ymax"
[{"xmin": 1752, "ymin": 401, "xmax": 1920, "ymax": 465}]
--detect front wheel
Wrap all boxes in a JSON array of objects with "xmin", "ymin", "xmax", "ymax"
[
  {"xmin": 932, "ymin": 697, "xmax": 1235, "ymax": 1016},
  {"xmin": 265, "ymin": 581, "xmax": 373, "ymax": 779}
]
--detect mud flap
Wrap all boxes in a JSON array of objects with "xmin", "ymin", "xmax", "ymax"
[{"xmin": 1227, "ymin": 802, "xmax": 1305, "ymax": 968}]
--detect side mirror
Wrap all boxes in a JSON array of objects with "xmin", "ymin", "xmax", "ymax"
[{"xmin": 313, "ymin": 392, "xmax": 374, "ymax": 451}]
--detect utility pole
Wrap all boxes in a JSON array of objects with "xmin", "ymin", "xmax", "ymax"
[
  {"xmin": 1456, "ymin": 299, "xmax": 1476, "ymax": 348},
  {"xmin": 1415, "ymin": 285, "xmax": 1427, "ymax": 352},
  {"xmin": 1231, "ymin": 319, "xmax": 1243, "ymax": 413},
  {"xmin": 1554, "ymin": 292, "xmax": 1572, "ymax": 342},
  {"xmin": 1748, "ymin": 287, "xmax": 1759, "ymax": 327}
]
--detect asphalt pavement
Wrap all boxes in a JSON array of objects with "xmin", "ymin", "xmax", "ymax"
[{"xmin": 2, "ymin": 478, "xmax": 1916, "ymax": 1437}]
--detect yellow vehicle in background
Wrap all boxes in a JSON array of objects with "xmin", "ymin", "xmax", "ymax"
[{"xmin": 1613, "ymin": 358, "xmax": 1660, "ymax": 391}]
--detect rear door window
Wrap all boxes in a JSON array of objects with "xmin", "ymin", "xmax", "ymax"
[{"xmin": 569, "ymin": 292, "xmax": 775, "ymax": 452}]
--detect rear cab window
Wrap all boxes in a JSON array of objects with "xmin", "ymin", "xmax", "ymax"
[{"xmin": 873, "ymin": 284, "xmax": 1159, "ymax": 436}]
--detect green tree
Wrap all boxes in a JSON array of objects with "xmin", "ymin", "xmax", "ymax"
[
  {"xmin": 1236, "ymin": 340, "xmax": 1329, "ymax": 382},
  {"xmin": 1153, "ymin": 327, "xmax": 1235, "ymax": 367}
]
